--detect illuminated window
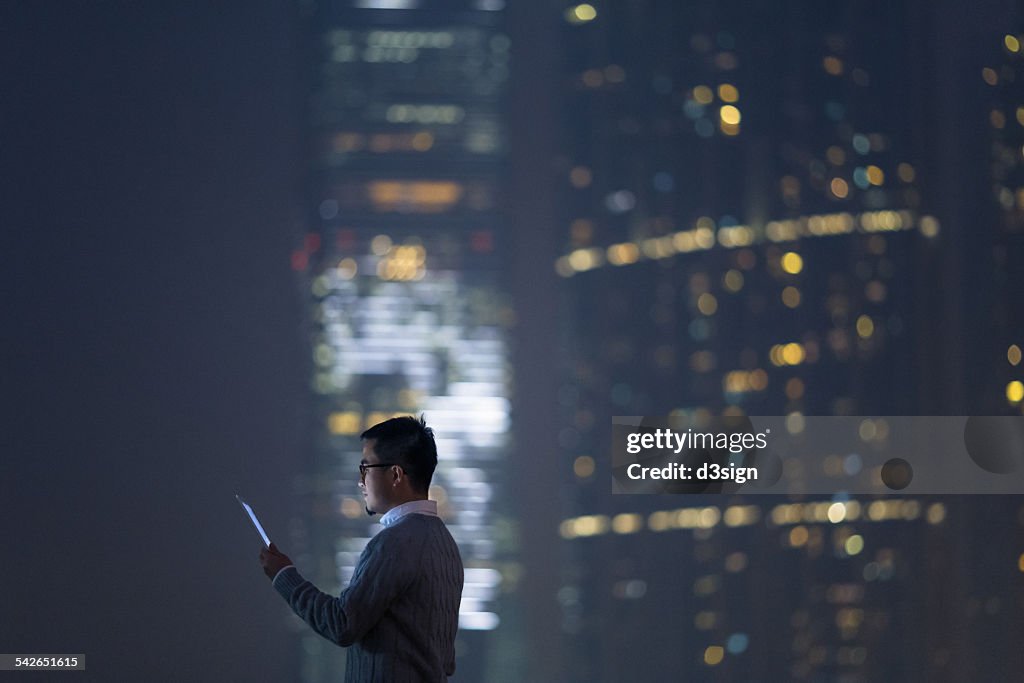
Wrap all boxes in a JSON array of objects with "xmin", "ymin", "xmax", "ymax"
[{"xmin": 368, "ymin": 180, "xmax": 464, "ymax": 212}]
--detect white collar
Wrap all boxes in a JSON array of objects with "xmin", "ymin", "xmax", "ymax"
[{"xmin": 379, "ymin": 499, "xmax": 438, "ymax": 527}]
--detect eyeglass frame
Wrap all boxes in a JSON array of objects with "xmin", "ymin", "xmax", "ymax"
[{"xmin": 359, "ymin": 462, "xmax": 399, "ymax": 482}]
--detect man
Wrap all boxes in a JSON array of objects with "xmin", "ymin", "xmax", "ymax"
[{"xmin": 259, "ymin": 416, "xmax": 464, "ymax": 682}]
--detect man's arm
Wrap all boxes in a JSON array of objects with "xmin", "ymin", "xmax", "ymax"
[{"xmin": 263, "ymin": 533, "xmax": 414, "ymax": 647}]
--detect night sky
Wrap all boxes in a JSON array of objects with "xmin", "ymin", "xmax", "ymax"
[{"xmin": 4, "ymin": 2, "xmax": 307, "ymax": 678}]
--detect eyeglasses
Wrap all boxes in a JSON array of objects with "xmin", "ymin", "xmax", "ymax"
[{"xmin": 359, "ymin": 463, "xmax": 397, "ymax": 482}]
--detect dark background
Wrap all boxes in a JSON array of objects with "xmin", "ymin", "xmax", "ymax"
[{"xmin": 3, "ymin": 3, "xmax": 304, "ymax": 678}]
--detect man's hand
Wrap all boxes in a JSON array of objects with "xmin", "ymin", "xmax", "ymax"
[{"xmin": 259, "ymin": 543, "xmax": 293, "ymax": 580}]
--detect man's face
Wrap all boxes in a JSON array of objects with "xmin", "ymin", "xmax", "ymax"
[{"xmin": 360, "ymin": 439, "xmax": 393, "ymax": 515}]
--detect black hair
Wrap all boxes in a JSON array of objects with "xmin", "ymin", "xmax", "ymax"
[{"xmin": 360, "ymin": 415, "xmax": 438, "ymax": 494}]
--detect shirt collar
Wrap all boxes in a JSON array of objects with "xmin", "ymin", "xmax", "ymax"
[{"xmin": 379, "ymin": 499, "xmax": 438, "ymax": 527}]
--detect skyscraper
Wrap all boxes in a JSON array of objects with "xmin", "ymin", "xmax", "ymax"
[
  {"xmin": 550, "ymin": 1, "xmax": 1023, "ymax": 680},
  {"xmin": 293, "ymin": 1, "xmax": 514, "ymax": 680}
]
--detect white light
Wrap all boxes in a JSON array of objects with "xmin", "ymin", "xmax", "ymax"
[
  {"xmin": 464, "ymin": 567, "xmax": 502, "ymax": 586},
  {"xmin": 459, "ymin": 612, "xmax": 500, "ymax": 630},
  {"xmin": 354, "ymin": 0, "xmax": 418, "ymax": 9}
]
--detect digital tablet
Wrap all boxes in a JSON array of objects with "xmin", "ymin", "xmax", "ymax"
[{"xmin": 235, "ymin": 494, "xmax": 271, "ymax": 547}]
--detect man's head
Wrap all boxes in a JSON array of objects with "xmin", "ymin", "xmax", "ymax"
[{"xmin": 359, "ymin": 415, "xmax": 438, "ymax": 515}]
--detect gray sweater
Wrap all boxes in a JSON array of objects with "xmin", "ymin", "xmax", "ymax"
[{"xmin": 274, "ymin": 514, "xmax": 464, "ymax": 682}]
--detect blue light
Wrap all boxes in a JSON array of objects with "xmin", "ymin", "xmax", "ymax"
[
  {"xmin": 683, "ymin": 99, "xmax": 705, "ymax": 120},
  {"xmin": 653, "ymin": 172, "xmax": 675, "ymax": 192},
  {"xmin": 853, "ymin": 167, "xmax": 870, "ymax": 189},
  {"xmin": 852, "ymin": 134, "xmax": 870, "ymax": 155},
  {"xmin": 689, "ymin": 318, "xmax": 711, "ymax": 340},
  {"xmin": 726, "ymin": 633, "xmax": 749, "ymax": 654}
]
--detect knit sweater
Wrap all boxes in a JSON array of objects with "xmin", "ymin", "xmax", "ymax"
[{"xmin": 273, "ymin": 514, "xmax": 464, "ymax": 682}]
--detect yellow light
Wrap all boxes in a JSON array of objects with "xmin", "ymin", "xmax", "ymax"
[
  {"xmin": 697, "ymin": 293, "xmax": 718, "ymax": 315},
  {"xmin": 785, "ymin": 377, "xmax": 804, "ymax": 399},
  {"xmin": 856, "ymin": 315, "xmax": 875, "ymax": 338},
  {"xmin": 982, "ymin": 67, "xmax": 998, "ymax": 85},
  {"xmin": 573, "ymin": 515, "xmax": 609, "ymax": 537},
  {"xmin": 698, "ymin": 507, "xmax": 721, "ymax": 528},
  {"xmin": 1007, "ymin": 381, "xmax": 1024, "ymax": 404},
  {"xmin": 720, "ymin": 121, "xmax": 740, "ymax": 136},
  {"xmin": 866, "ymin": 165, "xmax": 884, "ymax": 185},
  {"xmin": 786, "ymin": 411, "xmax": 805, "ymax": 434},
  {"xmin": 690, "ymin": 350, "xmax": 715, "ymax": 373},
  {"xmin": 845, "ymin": 534, "xmax": 865, "ymax": 556},
  {"xmin": 570, "ymin": 218, "xmax": 593, "ymax": 243},
  {"xmin": 581, "ymin": 69, "xmax": 603, "ymax": 87},
  {"xmin": 604, "ymin": 64, "xmax": 625, "ymax": 82},
  {"xmin": 897, "ymin": 163, "xmax": 916, "ymax": 182},
  {"xmin": 782, "ymin": 343, "xmax": 805, "ymax": 365},
  {"xmin": 612, "ymin": 513, "xmax": 643, "ymax": 534},
  {"xmin": 782, "ymin": 286, "xmax": 801, "ymax": 308},
  {"xmin": 823, "ymin": 56, "xmax": 844, "ymax": 75},
  {"xmin": 328, "ymin": 411, "xmax": 362, "ymax": 435},
  {"xmin": 337, "ymin": 257, "xmax": 358, "ymax": 280},
  {"xmin": 723, "ymin": 269, "xmax": 744, "ymax": 292},
  {"xmin": 704, "ymin": 646, "xmax": 725, "ymax": 666},
  {"xmin": 569, "ymin": 166, "xmax": 593, "ymax": 188},
  {"xmin": 920, "ymin": 215, "xmax": 940, "ymax": 238},
  {"xmin": 1006, "ymin": 34, "xmax": 1021, "ymax": 53},
  {"xmin": 573, "ymin": 455, "xmax": 595, "ymax": 478},
  {"xmin": 1017, "ymin": 107, "xmax": 1024, "ymax": 126},
  {"xmin": 1009, "ymin": 344, "xmax": 1022, "ymax": 366},
  {"xmin": 1019, "ymin": 553, "xmax": 1024, "ymax": 573},
  {"xmin": 724, "ymin": 505, "xmax": 758, "ymax": 527},
  {"xmin": 926, "ymin": 503, "xmax": 946, "ymax": 525},
  {"xmin": 570, "ymin": 3, "xmax": 597, "ymax": 22},
  {"xmin": 781, "ymin": 251, "xmax": 804, "ymax": 274},
  {"xmin": 724, "ymin": 551, "xmax": 748, "ymax": 571},
  {"xmin": 720, "ymin": 105, "xmax": 741, "ymax": 125},
  {"xmin": 827, "ymin": 502, "xmax": 847, "ymax": 524},
  {"xmin": 411, "ymin": 131, "xmax": 434, "ymax": 151},
  {"xmin": 607, "ymin": 242, "xmax": 640, "ymax": 266},
  {"xmin": 695, "ymin": 611, "xmax": 717, "ymax": 630},
  {"xmin": 831, "ymin": 177, "xmax": 850, "ymax": 198},
  {"xmin": 865, "ymin": 280, "xmax": 886, "ymax": 303},
  {"xmin": 718, "ymin": 83, "xmax": 739, "ymax": 102},
  {"xmin": 568, "ymin": 247, "xmax": 602, "ymax": 272},
  {"xmin": 341, "ymin": 497, "xmax": 363, "ymax": 519},
  {"xmin": 648, "ymin": 510, "xmax": 672, "ymax": 531},
  {"xmin": 696, "ymin": 226, "xmax": 715, "ymax": 249},
  {"xmin": 692, "ymin": 85, "xmax": 713, "ymax": 104},
  {"xmin": 368, "ymin": 180, "xmax": 463, "ymax": 212},
  {"xmin": 789, "ymin": 526, "xmax": 809, "ymax": 547}
]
